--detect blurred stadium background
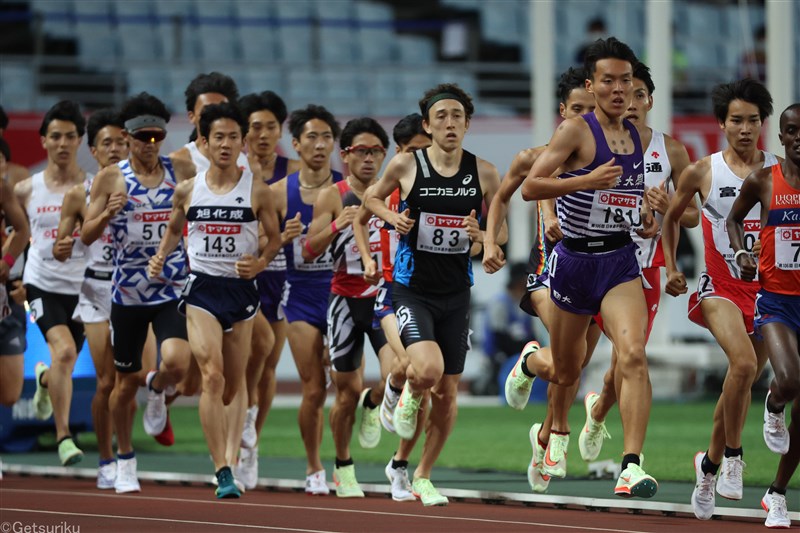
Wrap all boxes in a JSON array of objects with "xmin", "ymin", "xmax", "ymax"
[{"xmin": 1, "ymin": 0, "xmax": 798, "ymax": 401}]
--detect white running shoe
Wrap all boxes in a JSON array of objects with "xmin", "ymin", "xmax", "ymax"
[
  {"xmin": 762, "ymin": 490, "xmax": 791, "ymax": 529},
  {"xmin": 143, "ymin": 371, "xmax": 167, "ymax": 436},
  {"xmin": 385, "ymin": 459, "xmax": 416, "ymax": 502},
  {"xmin": 358, "ymin": 388, "xmax": 381, "ymax": 448},
  {"xmin": 236, "ymin": 446, "xmax": 259, "ymax": 490},
  {"xmin": 33, "ymin": 362, "xmax": 53, "ymax": 420},
  {"xmin": 716, "ymin": 455, "xmax": 745, "ymax": 500},
  {"xmin": 541, "ymin": 433, "xmax": 569, "ymax": 478},
  {"xmin": 305, "ymin": 469, "xmax": 330, "ymax": 495},
  {"xmin": 527, "ymin": 423, "xmax": 551, "ymax": 493},
  {"xmin": 114, "ymin": 457, "xmax": 141, "ymax": 494},
  {"xmin": 690, "ymin": 451, "xmax": 716, "ymax": 520},
  {"xmin": 764, "ymin": 392, "xmax": 790, "ymax": 455},
  {"xmin": 240, "ymin": 406, "xmax": 259, "ymax": 449},
  {"xmin": 380, "ymin": 380, "xmax": 400, "ymax": 433},
  {"xmin": 97, "ymin": 461, "xmax": 117, "ymax": 490},
  {"xmin": 504, "ymin": 342, "xmax": 538, "ymax": 410},
  {"xmin": 578, "ymin": 392, "xmax": 611, "ymax": 462}
]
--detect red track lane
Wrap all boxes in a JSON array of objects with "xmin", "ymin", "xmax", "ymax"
[{"xmin": 0, "ymin": 476, "xmax": 766, "ymax": 533}]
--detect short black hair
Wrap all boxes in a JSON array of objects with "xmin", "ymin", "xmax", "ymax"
[
  {"xmin": 340, "ymin": 117, "xmax": 389, "ymax": 150},
  {"xmin": 39, "ymin": 100, "xmax": 86, "ymax": 137},
  {"xmin": 87, "ymin": 108, "xmax": 124, "ymax": 148},
  {"xmin": 633, "ymin": 62, "xmax": 655, "ymax": 95},
  {"xmin": 0, "ymin": 105, "xmax": 8, "ymax": 130},
  {"xmin": 557, "ymin": 67, "xmax": 588, "ymax": 105},
  {"xmin": 392, "ymin": 113, "xmax": 429, "ymax": 146},
  {"xmin": 198, "ymin": 102, "xmax": 248, "ymax": 140},
  {"xmin": 184, "ymin": 72, "xmax": 239, "ymax": 113},
  {"xmin": 0, "ymin": 137, "xmax": 10, "ymax": 161},
  {"xmin": 583, "ymin": 36, "xmax": 638, "ymax": 78},
  {"xmin": 287, "ymin": 104, "xmax": 341, "ymax": 141},
  {"xmin": 779, "ymin": 103, "xmax": 800, "ymax": 131},
  {"xmin": 711, "ymin": 79, "xmax": 773, "ymax": 123},
  {"xmin": 119, "ymin": 92, "xmax": 170, "ymax": 124},
  {"xmin": 419, "ymin": 83, "xmax": 474, "ymax": 122},
  {"xmin": 239, "ymin": 91, "xmax": 288, "ymax": 125}
]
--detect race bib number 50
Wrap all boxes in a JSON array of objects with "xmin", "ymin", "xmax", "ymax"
[
  {"xmin": 775, "ymin": 228, "xmax": 800, "ymax": 270},
  {"xmin": 417, "ymin": 212, "xmax": 469, "ymax": 254},
  {"xmin": 129, "ymin": 210, "xmax": 170, "ymax": 247}
]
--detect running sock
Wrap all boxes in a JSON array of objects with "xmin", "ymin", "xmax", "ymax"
[
  {"xmin": 215, "ymin": 465, "xmax": 232, "ymax": 478},
  {"xmin": 724, "ymin": 446, "xmax": 743, "ymax": 459},
  {"xmin": 520, "ymin": 352, "xmax": 536, "ymax": 378},
  {"xmin": 335, "ymin": 457, "xmax": 354, "ymax": 469},
  {"xmin": 99, "ymin": 458, "xmax": 116, "ymax": 466},
  {"xmin": 388, "ymin": 382, "xmax": 403, "ymax": 394},
  {"xmin": 38, "ymin": 370, "xmax": 47, "ymax": 389},
  {"xmin": 766, "ymin": 395, "xmax": 784, "ymax": 414},
  {"xmin": 391, "ymin": 458, "xmax": 409, "ymax": 470},
  {"xmin": 768, "ymin": 484, "xmax": 786, "ymax": 496},
  {"xmin": 56, "ymin": 435, "xmax": 73, "ymax": 445},
  {"xmin": 551, "ymin": 430, "xmax": 570, "ymax": 436},
  {"xmin": 363, "ymin": 390, "xmax": 378, "ymax": 409},
  {"xmin": 536, "ymin": 427, "xmax": 548, "ymax": 449},
  {"xmin": 701, "ymin": 452, "xmax": 720, "ymax": 476},
  {"xmin": 621, "ymin": 453, "xmax": 640, "ymax": 471},
  {"xmin": 117, "ymin": 451, "xmax": 135, "ymax": 461}
]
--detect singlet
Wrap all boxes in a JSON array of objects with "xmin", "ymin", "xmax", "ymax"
[
  {"xmin": 83, "ymin": 176, "xmax": 114, "ymax": 274},
  {"xmin": 109, "ymin": 157, "xmax": 188, "ymax": 305},
  {"xmin": 184, "ymin": 141, "xmax": 249, "ymax": 174},
  {"xmin": 264, "ymin": 155, "xmax": 291, "ymax": 273},
  {"xmin": 22, "ymin": 171, "xmax": 86, "ymax": 294},
  {"xmin": 632, "ymin": 130, "xmax": 672, "ymax": 268},
  {"xmin": 379, "ymin": 189, "xmax": 401, "ymax": 282},
  {"xmin": 283, "ymin": 170, "xmax": 344, "ymax": 285},
  {"xmin": 758, "ymin": 164, "xmax": 800, "ymax": 294},
  {"xmin": 701, "ymin": 150, "xmax": 778, "ymax": 281},
  {"xmin": 330, "ymin": 180, "xmax": 382, "ymax": 298},
  {"xmin": 394, "ymin": 148, "xmax": 483, "ymax": 295},
  {"xmin": 556, "ymin": 113, "xmax": 644, "ymax": 239},
  {"xmin": 187, "ymin": 169, "xmax": 259, "ymax": 278}
]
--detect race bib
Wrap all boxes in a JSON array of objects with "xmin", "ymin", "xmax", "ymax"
[
  {"xmin": 775, "ymin": 227, "xmax": 800, "ymax": 270},
  {"xmin": 344, "ymin": 232, "xmax": 382, "ymax": 275},
  {"xmin": 293, "ymin": 235, "xmax": 334, "ymax": 271},
  {"xmin": 714, "ymin": 218, "xmax": 760, "ymax": 260},
  {"xmin": 416, "ymin": 212, "xmax": 469, "ymax": 254},
  {"xmin": 587, "ymin": 190, "xmax": 641, "ymax": 231},
  {"xmin": 128, "ymin": 209, "xmax": 170, "ymax": 248},
  {"xmin": 192, "ymin": 223, "xmax": 243, "ymax": 261}
]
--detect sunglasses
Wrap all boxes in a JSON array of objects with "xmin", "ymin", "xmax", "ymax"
[
  {"xmin": 345, "ymin": 145, "xmax": 386, "ymax": 157},
  {"xmin": 129, "ymin": 129, "xmax": 167, "ymax": 143}
]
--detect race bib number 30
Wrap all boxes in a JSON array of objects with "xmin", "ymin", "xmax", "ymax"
[
  {"xmin": 417, "ymin": 212, "xmax": 469, "ymax": 254},
  {"xmin": 588, "ymin": 191, "xmax": 641, "ymax": 231},
  {"xmin": 293, "ymin": 236, "xmax": 333, "ymax": 271},
  {"xmin": 775, "ymin": 228, "xmax": 800, "ymax": 270},
  {"xmin": 129, "ymin": 210, "xmax": 170, "ymax": 247}
]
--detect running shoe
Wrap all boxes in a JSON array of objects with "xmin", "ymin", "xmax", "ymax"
[
  {"xmin": 542, "ymin": 432, "xmax": 569, "ymax": 478},
  {"xmin": 527, "ymin": 423, "xmax": 551, "ymax": 493},
  {"xmin": 114, "ymin": 457, "xmax": 141, "ymax": 494},
  {"xmin": 578, "ymin": 392, "xmax": 611, "ymax": 462},
  {"xmin": 380, "ymin": 379, "xmax": 400, "ymax": 433},
  {"xmin": 240, "ymin": 405, "xmax": 259, "ymax": 449},
  {"xmin": 764, "ymin": 391, "xmax": 790, "ymax": 455},
  {"xmin": 412, "ymin": 478, "xmax": 448, "ymax": 506},
  {"xmin": 690, "ymin": 451, "xmax": 716, "ymax": 520},
  {"xmin": 305, "ymin": 469, "xmax": 330, "ymax": 495},
  {"xmin": 358, "ymin": 388, "xmax": 381, "ymax": 448},
  {"xmin": 33, "ymin": 362, "xmax": 52, "ymax": 420},
  {"xmin": 716, "ymin": 455, "xmax": 745, "ymax": 500},
  {"xmin": 211, "ymin": 470, "xmax": 245, "ymax": 493},
  {"xmin": 143, "ymin": 371, "xmax": 167, "ymax": 436},
  {"xmin": 215, "ymin": 466, "xmax": 241, "ymax": 499},
  {"xmin": 393, "ymin": 383, "xmax": 422, "ymax": 441},
  {"xmin": 236, "ymin": 446, "xmax": 259, "ymax": 490},
  {"xmin": 153, "ymin": 413, "xmax": 174, "ymax": 447},
  {"xmin": 614, "ymin": 462, "xmax": 657, "ymax": 498},
  {"xmin": 58, "ymin": 437, "xmax": 83, "ymax": 466},
  {"xmin": 333, "ymin": 464, "xmax": 365, "ymax": 498},
  {"xmin": 97, "ymin": 461, "xmax": 117, "ymax": 490},
  {"xmin": 504, "ymin": 341, "xmax": 538, "ymax": 410},
  {"xmin": 385, "ymin": 459, "xmax": 416, "ymax": 502},
  {"xmin": 762, "ymin": 489, "xmax": 791, "ymax": 529}
]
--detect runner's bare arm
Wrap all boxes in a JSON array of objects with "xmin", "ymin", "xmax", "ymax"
[
  {"xmin": 82, "ymin": 166, "xmax": 125, "ymax": 245},
  {"xmin": 149, "ymin": 179, "xmax": 191, "ymax": 277},
  {"xmin": 52, "ymin": 184, "xmax": 86, "ymax": 261},
  {"xmin": 726, "ymin": 168, "xmax": 770, "ymax": 282}
]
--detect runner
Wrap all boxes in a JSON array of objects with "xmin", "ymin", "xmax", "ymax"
[{"xmin": 0, "ymin": 106, "xmax": 30, "ymax": 187}]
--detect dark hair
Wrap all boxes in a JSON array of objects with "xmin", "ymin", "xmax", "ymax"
[
  {"xmin": 340, "ymin": 117, "xmax": 389, "ymax": 150},
  {"xmin": 198, "ymin": 102, "xmax": 248, "ymax": 140},
  {"xmin": 587, "ymin": 17, "xmax": 606, "ymax": 32},
  {"xmin": 239, "ymin": 91, "xmax": 288, "ymax": 125},
  {"xmin": 39, "ymin": 100, "xmax": 86, "ymax": 137},
  {"xmin": 87, "ymin": 108, "xmax": 124, "ymax": 147},
  {"xmin": 0, "ymin": 105, "xmax": 8, "ymax": 130},
  {"xmin": 779, "ymin": 103, "xmax": 800, "ymax": 131},
  {"xmin": 287, "ymin": 104, "xmax": 341, "ymax": 140},
  {"xmin": 392, "ymin": 113, "xmax": 429, "ymax": 146},
  {"xmin": 0, "ymin": 137, "xmax": 10, "ymax": 161},
  {"xmin": 419, "ymin": 83, "xmax": 474, "ymax": 121},
  {"xmin": 711, "ymin": 79, "xmax": 773, "ymax": 123},
  {"xmin": 184, "ymin": 72, "xmax": 239, "ymax": 113},
  {"xmin": 557, "ymin": 67, "xmax": 588, "ymax": 104},
  {"xmin": 583, "ymin": 36, "xmax": 638, "ymax": 78},
  {"xmin": 119, "ymin": 92, "xmax": 170, "ymax": 123},
  {"xmin": 633, "ymin": 62, "xmax": 655, "ymax": 95}
]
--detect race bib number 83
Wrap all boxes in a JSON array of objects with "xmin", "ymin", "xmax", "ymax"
[{"xmin": 417, "ymin": 212, "xmax": 469, "ymax": 254}]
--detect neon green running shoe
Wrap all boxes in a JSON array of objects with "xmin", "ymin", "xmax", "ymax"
[
  {"xmin": 58, "ymin": 437, "xmax": 83, "ymax": 466},
  {"xmin": 333, "ymin": 464, "xmax": 365, "ymax": 498},
  {"xmin": 393, "ymin": 383, "xmax": 422, "ymax": 441},
  {"xmin": 578, "ymin": 392, "xmax": 611, "ymax": 462},
  {"xmin": 615, "ymin": 462, "xmax": 658, "ymax": 499},
  {"xmin": 542, "ymin": 432, "xmax": 569, "ymax": 478},
  {"xmin": 33, "ymin": 362, "xmax": 53, "ymax": 420},
  {"xmin": 357, "ymin": 388, "xmax": 381, "ymax": 449},
  {"xmin": 412, "ymin": 478, "xmax": 448, "ymax": 506},
  {"xmin": 504, "ymin": 342, "xmax": 538, "ymax": 410}
]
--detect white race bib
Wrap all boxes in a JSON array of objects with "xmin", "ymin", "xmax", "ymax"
[
  {"xmin": 128, "ymin": 209, "xmax": 170, "ymax": 247},
  {"xmin": 416, "ymin": 212, "xmax": 469, "ymax": 254},
  {"xmin": 775, "ymin": 227, "xmax": 800, "ymax": 270},
  {"xmin": 293, "ymin": 235, "xmax": 334, "ymax": 271},
  {"xmin": 587, "ymin": 190, "xmax": 641, "ymax": 231},
  {"xmin": 344, "ymin": 230, "xmax": 382, "ymax": 275},
  {"xmin": 713, "ymin": 218, "xmax": 760, "ymax": 260}
]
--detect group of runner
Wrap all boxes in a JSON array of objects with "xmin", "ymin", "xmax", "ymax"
[{"xmin": 0, "ymin": 36, "xmax": 796, "ymax": 528}]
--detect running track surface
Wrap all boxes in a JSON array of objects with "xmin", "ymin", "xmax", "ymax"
[{"xmin": 0, "ymin": 476, "xmax": 767, "ymax": 532}]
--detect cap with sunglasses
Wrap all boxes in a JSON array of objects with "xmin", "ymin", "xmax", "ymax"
[{"xmin": 129, "ymin": 129, "xmax": 167, "ymax": 143}]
